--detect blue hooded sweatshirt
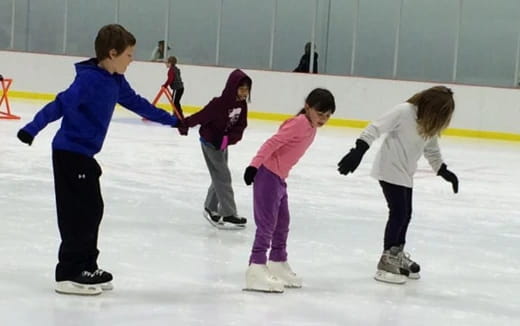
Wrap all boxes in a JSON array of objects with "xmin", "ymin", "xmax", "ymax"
[{"xmin": 22, "ymin": 58, "xmax": 178, "ymax": 157}]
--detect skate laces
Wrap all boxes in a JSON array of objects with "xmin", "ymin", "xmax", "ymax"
[
  {"xmin": 80, "ymin": 271, "xmax": 95, "ymax": 278},
  {"xmin": 80, "ymin": 270, "xmax": 107, "ymax": 278},
  {"xmin": 93, "ymin": 269, "xmax": 106, "ymax": 276},
  {"xmin": 398, "ymin": 251, "xmax": 416, "ymax": 267},
  {"xmin": 381, "ymin": 251, "xmax": 404, "ymax": 269}
]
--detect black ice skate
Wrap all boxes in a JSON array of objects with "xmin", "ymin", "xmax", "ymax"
[
  {"xmin": 55, "ymin": 271, "xmax": 102, "ymax": 295},
  {"xmin": 55, "ymin": 269, "xmax": 114, "ymax": 295},
  {"xmin": 203, "ymin": 208, "xmax": 246, "ymax": 230}
]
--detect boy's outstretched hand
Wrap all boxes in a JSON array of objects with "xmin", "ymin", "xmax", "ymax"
[
  {"xmin": 437, "ymin": 163, "xmax": 459, "ymax": 193},
  {"xmin": 244, "ymin": 166, "xmax": 257, "ymax": 185},
  {"xmin": 177, "ymin": 121, "xmax": 188, "ymax": 135},
  {"xmin": 178, "ymin": 126, "xmax": 188, "ymax": 135},
  {"xmin": 177, "ymin": 116, "xmax": 189, "ymax": 136},
  {"xmin": 173, "ymin": 117, "xmax": 188, "ymax": 135},
  {"xmin": 17, "ymin": 129, "xmax": 33, "ymax": 146}
]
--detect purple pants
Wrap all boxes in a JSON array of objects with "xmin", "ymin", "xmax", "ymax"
[{"xmin": 249, "ymin": 166, "xmax": 290, "ymax": 265}]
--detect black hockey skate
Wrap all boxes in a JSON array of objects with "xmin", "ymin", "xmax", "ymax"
[{"xmin": 203, "ymin": 208, "xmax": 246, "ymax": 230}]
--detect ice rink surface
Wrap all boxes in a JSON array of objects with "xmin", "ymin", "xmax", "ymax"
[{"xmin": 1, "ymin": 101, "xmax": 519, "ymax": 326}]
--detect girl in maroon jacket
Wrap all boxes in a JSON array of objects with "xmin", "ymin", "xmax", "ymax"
[{"xmin": 182, "ymin": 69, "xmax": 252, "ymax": 229}]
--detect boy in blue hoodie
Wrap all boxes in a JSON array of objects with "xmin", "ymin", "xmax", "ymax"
[
  {"xmin": 181, "ymin": 69, "xmax": 252, "ymax": 229},
  {"xmin": 17, "ymin": 24, "xmax": 182, "ymax": 296}
]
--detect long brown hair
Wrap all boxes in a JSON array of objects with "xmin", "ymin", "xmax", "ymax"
[{"xmin": 407, "ymin": 86, "xmax": 455, "ymax": 138}]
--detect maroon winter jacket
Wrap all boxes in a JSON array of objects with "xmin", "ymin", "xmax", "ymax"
[{"xmin": 184, "ymin": 69, "xmax": 252, "ymax": 148}]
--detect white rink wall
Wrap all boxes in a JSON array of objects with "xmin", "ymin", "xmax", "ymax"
[{"xmin": 1, "ymin": 50, "xmax": 520, "ymax": 135}]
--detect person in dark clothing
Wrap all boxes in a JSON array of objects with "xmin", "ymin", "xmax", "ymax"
[
  {"xmin": 162, "ymin": 56, "xmax": 185, "ymax": 119},
  {"xmin": 293, "ymin": 42, "xmax": 318, "ymax": 74},
  {"xmin": 180, "ymin": 69, "xmax": 252, "ymax": 230},
  {"xmin": 16, "ymin": 24, "xmax": 182, "ymax": 296},
  {"xmin": 150, "ymin": 40, "xmax": 170, "ymax": 61}
]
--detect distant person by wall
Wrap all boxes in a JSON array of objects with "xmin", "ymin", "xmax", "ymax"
[
  {"xmin": 293, "ymin": 42, "xmax": 318, "ymax": 74},
  {"xmin": 150, "ymin": 40, "xmax": 170, "ymax": 61},
  {"xmin": 162, "ymin": 56, "xmax": 185, "ymax": 118}
]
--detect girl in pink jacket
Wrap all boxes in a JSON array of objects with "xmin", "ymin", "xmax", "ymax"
[{"xmin": 243, "ymin": 88, "xmax": 335, "ymax": 293}]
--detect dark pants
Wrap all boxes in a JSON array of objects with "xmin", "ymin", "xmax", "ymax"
[
  {"xmin": 379, "ymin": 180, "xmax": 412, "ymax": 250},
  {"xmin": 52, "ymin": 150, "xmax": 104, "ymax": 281},
  {"xmin": 172, "ymin": 87, "xmax": 184, "ymax": 118}
]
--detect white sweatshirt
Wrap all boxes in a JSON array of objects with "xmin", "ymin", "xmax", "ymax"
[{"xmin": 359, "ymin": 103, "xmax": 444, "ymax": 188}]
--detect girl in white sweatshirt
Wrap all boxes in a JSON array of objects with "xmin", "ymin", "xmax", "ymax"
[{"xmin": 338, "ymin": 86, "xmax": 458, "ymax": 284}]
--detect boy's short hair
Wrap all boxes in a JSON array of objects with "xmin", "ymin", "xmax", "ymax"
[
  {"xmin": 167, "ymin": 56, "xmax": 177, "ymax": 65},
  {"xmin": 95, "ymin": 24, "xmax": 136, "ymax": 61}
]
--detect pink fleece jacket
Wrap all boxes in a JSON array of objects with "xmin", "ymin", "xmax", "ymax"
[{"xmin": 250, "ymin": 114, "xmax": 316, "ymax": 179}]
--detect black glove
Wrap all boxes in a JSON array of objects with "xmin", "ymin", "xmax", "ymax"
[
  {"xmin": 17, "ymin": 129, "xmax": 33, "ymax": 146},
  {"xmin": 437, "ymin": 163, "xmax": 458, "ymax": 193},
  {"xmin": 244, "ymin": 166, "xmax": 257, "ymax": 185},
  {"xmin": 337, "ymin": 139, "xmax": 369, "ymax": 175}
]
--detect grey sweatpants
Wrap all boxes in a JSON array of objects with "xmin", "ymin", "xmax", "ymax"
[{"xmin": 201, "ymin": 142, "xmax": 237, "ymax": 217}]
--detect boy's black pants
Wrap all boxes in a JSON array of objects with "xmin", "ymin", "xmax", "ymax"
[
  {"xmin": 379, "ymin": 180, "xmax": 413, "ymax": 250},
  {"xmin": 172, "ymin": 87, "xmax": 184, "ymax": 118},
  {"xmin": 52, "ymin": 150, "xmax": 103, "ymax": 281}
]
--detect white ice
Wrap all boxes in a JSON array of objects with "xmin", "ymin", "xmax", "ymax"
[{"xmin": 1, "ymin": 101, "xmax": 519, "ymax": 326}]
